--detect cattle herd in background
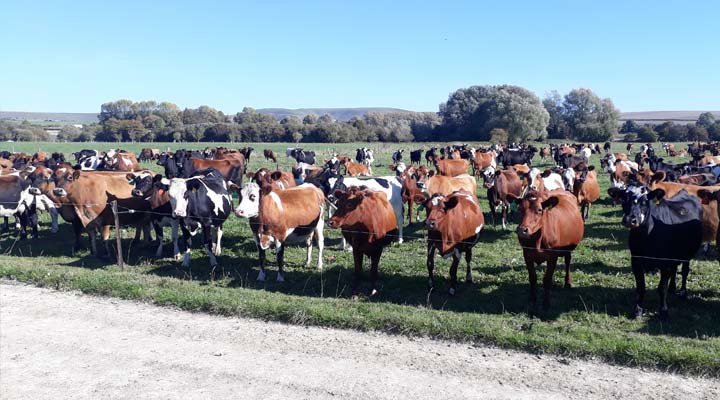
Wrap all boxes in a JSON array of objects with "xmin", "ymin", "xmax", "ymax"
[{"xmin": 2, "ymin": 140, "xmax": 720, "ymax": 319}]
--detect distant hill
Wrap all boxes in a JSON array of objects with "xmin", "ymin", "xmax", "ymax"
[
  {"xmin": 0, "ymin": 111, "xmax": 98, "ymax": 124},
  {"xmin": 256, "ymin": 107, "xmax": 412, "ymax": 121},
  {"xmin": 620, "ymin": 111, "xmax": 720, "ymax": 124}
]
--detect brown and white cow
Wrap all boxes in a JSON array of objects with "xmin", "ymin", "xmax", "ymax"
[
  {"xmin": 263, "ymin": 149, "xmax": 277, "ymax": 163},
  {"xmin": 328, "ymin": 187, "xmax": 397, "ymax": 298},
  {"xmin": 472, "ymin": 150, "xmax": 496, "ymax": 177},
  {"xmin": 186, "ymin": 157, "xmax": 246, "ymax": 184},
  {"xmin": 424, "ymin": 189, "xmax": 485, "ymax": 295},
  {"xmin": 103, "ymin": 150, "xmax": 140, "ymax": 171},
  {"xmin": 234, "ymin": 182, "xmax": 325, "ymax": 282},
  {"xmin": 513, "ymin": 189, "xmax": 584, "ymax": 309},
  {"xmin": 483, "ymin": 169, "xmax": 522, "ymax": 229},
  {"xmin": 345, "ymin": 161, "xmax": 372, "ymax": 177}
]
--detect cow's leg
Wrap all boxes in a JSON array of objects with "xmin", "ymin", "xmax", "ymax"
[
  {"xmin": 213, "ymin": 225, "xmax": 223, "ymax": 256},
  {"xmin": 658, "ymin": 268, "xmax": 672, "ymax": 320},
  {"xmin": 631, "ymin": 258, "xmax": 646, "ymax": 318},
  {"xmin": 71, "ymin": 220, "xmax": 84, "ymax": 252},
  {"xmin": 142, "ymin": 223, "xmax": 152, "ymax": 243},
  {"xmin": 501, "ymin": 204, "xmax": 508, "ymax": 230},
  {"xmin": 448, "ymin": 252, "xmax": 460, "ymax": 296},
  {"xmin": 563, "ymin": 253, "xmax": 573, "ymax": 288},
  {"xmin": 351, "ymin": 249, "xmax": 364, "ymax": 299},
  {"xmin": 679, "ymin": 261, "xmax": 689, "ymax": 298},
  {"xmin": 16, "ymin": 212, "xmax": 28, "ymax": 240},
  {"xmin": 132, "ymin": 225, "xmax": 142, "ymax": 243},
  {"xmin": 276, "ymin": 243, "xmax": 285, "ymax": 282},
  {"xmin": 314, "ymin": 218, "xmax": 324, "ymax": 270},
  {"xmin": 88, "ymin": 228, "xmax": 98, "ymax": 256},
  {"xmin": 170, "ymin": 220, "xmax": 181, "ymax": 260},
  {"xmin": 396, "ymin": 206, "xmax": 404, "ymax": 244},
  {"xmin": 203, "ymin": 223, "xmax": 218, "ymax": 269},
  {"xmin": 369, "ymin": 250, "xmax": 381, "ymax": 297},
  {"xmin": 180, "ymin": 223, "xmax": 192, "ymax": 268},
  {"xmin": 406, "ymin": 199, "xmax": 414, "ymax": 224},
  {"xmin": 48, "ymin": 206, "xmax": 59, "ymax": 233},
  {"xmin": 465, "ymin": 248, "xmax": 473, "ymax": 283},
  {"xmin": 585, "ymin": 202, "xmax": 591, "ymax": 220},
  {"xmin": 29, "ymin": 209, "xmax": 39, "ymax": 239},
  {"xmin": 426, "ymin": 242, "xmax": 436, "ymax": 291},
  {"xmin": 153, "ymin": 221, "xmax": 165, "ymax": 258},
  {"xmin": 1, "ymin": 216, "xmax": 8, "ymax": 232},
  {"xmin": 542, "ymin": 257, "xmax": 558, "ymax": 310},
  {"xmin": 524, "ymin": 256, "xmax": 537, "ymax": 307},
  {"xmin": 305, "ymin": 231, "xmax": 315, "ymax": 267}
]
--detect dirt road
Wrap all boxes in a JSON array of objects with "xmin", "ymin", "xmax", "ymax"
[{"xmin": 0, "ymin": 282, "xmax": 717, "ymax": 399}]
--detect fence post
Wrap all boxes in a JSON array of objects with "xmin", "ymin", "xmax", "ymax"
[{"xmin": 112, "ymin": 200, "xmax": 124, "ymax": 271}]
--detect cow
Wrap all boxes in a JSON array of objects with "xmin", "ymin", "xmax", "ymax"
[
  {"xmin": 520, "ymin": 168, "xmax": 564, "ymax": 192},
  {"xmin": 392, "ymin": 149, "xmax": 404, "ymax": 163},
  {"xmin": 558, "ymin": 153, "xmax": 588, "ymax": 170},
  {"xmin": 572, "ymin": 165, "xmax": 600, "ymax": 220},
  {"xmin": 157, "ymin": 152, "xmax": 181, "ymax": 179},
  {"xmin": 263, "ymin": 149, "xmax": 277, "ymax": 163},
  {"xmin": 472, "ymin": 150, "xmax": 496, "ymax": 177},
  {"xmin": 0, "ymin": 175, "xmax": 36, "ymax": 240},
  {"xmin": 289, "ymin": 148, "xmax": 316, "ymax": 165},
  {"xmin": 328, "ymin": 187, "xmax": 397, "ymax": 298},
  {"xmin": 423, "ymin": 189, "xmax": 485, "ymax": 295},
  {"xmin": 355, "ymin": 148, "xmax": 372, "ymax": 165},
  {"xmin": 238, "ymin": 147, "xmax": 254, "ymax": 164},
  {"xmin": 234, "ymin": 182, "xmax": 325, "ymax": 282},
  {"xmin": 499, "ymin": 149, "xmax": 534, "ymax": 167},
  {"xmin": 139, "ymin": 148, "xmax": 160, "ymax": 162},
  {"xmin": 434, "ymin": 158, "xmax": 469, "ymax": 177},
  {"xmin": 425, "ymin": 148, "xmax": 437, "ymax": 165},
  {"xmin": 512, "ymin": 189, "xmax": 584, "ymax": 309},
  {"xmin": 52, "ymin": 170, "xmax": 154, "ymax": 257},
  {"xmin": 74, "ymin": 149, "xmax": 103, "ymax": 170},
  {"xmin": 609, "ymin": 185, "xmax": 702, "ymax": 319},
  {"xmin": 246, "ymin": 168, "xmax": 296, "ymax": 190},
  {"xmin": 344, "ymin": 162, "xmax": 372, "ymax": 177},
  {"xmin": 609, "ymin": 159, "xmax": 640, "ymax": 189},
  {"xmin": 128, "ymin": 172, "xmax": 180, "ymax": 259},
  {"xmin": 409, "ymin": 149, "xmax": 423, "ymax": 165},
  {"xmin": 103, "ymin": 150, "xmax": 140, "ymax": 171},
  {"xmin": 162, "ymin": 171, "xmax": 232, "ymax": 269},
  {"xmin": 626, "ymin": 143, "xmax": 634, "ymax": 152},
  {"xmin": 185, "ymin": 157, "xmax": 246, "ymax": 184},
  {"xmin": 483, "ymin": 169, "xmax": 522, "ymax": 229},
  {"xmin": 539, "ymin": 147, "xmax": 550, "ymax": 161},
  {"xmin": 603, "ymin": 142, "xmax": 612, "ymax": 153}
]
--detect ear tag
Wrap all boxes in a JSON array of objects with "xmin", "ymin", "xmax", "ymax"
[
  {"xmin": 655, "ymin": 200, "xmax": 660, "ymax": 206},
  {"xmin": 192, "ymin": 187, "xmax": 198, "ymax": 193}
]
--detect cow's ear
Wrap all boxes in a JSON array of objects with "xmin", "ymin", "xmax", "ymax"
[
  {"xmin": 153, "ymin": 174, "xmax": 163, "ymax": 183},
  {"xmin": 541, "ymin": 196, "xmax": 559, "ymax": 210},
  {"xmin": 651, "ymin": 171, "xmax": 666, "ymax": 184},
  {"xmin": 412, "ymin": 193, "xmax": 428, "ymax": 205},
  {"xmin": 444, "ymin": 196, "xmax": 459, "ymax": 211},
  {"xmin": 270, "ymin": 171, "xmax": 283, "ymax": 181},
  {"xmin": 186, "ymin": 179, "xmax": 201, "ymax": 192},
  {"xmin": 607, "ymin": 187, "xmax": 623, "ymax": 204},
  {"xmin": 588, "ymin": 165, "xmax": 595, "ymax": 171},
  {"xmin": 541, "ymin": 169, "xmax": 552, "ymax": 178},
  {"xmin": 494, "ymin": 170, "xmax": 501, "ymax": 177},
  {"xmin": 648, "ymin": 188, "xmax": 666, "ymax": 201},
  {"xmin": 427, "ymin": 170, "xmax": 435, "ymax": 177},
  {"xmin": 126, "ymin": 173, "xmax": 135, "ymax": 182},
  {"xmin": 72, "ymin": 170, "xmax": 81, "ymax": 180},
  {"xmin": 245, "ymin": 172, "xmax": 255, "ymax": 179},
  {"xmin": 697, "ymin": 189, "xmax": 716, "ymax": 205},
  {"xmin": 260, "ymin": 184, "xmax": 273, "ymax": 196}
]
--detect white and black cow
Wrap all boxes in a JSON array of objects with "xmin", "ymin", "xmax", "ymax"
[
  {"xmin": 392, "ymin": 149, "xmax": 405, "ymax": 163},
  {"xmin": 129, "ymin": 172, "xmax": 181, "ymax": 259},
  {"xmin": 74, "ymin": 149, "xmax": 103, "ymax": 170},
  {"xmin": 163, "ymin": 169, "xmax": 232, "ymax": 269},
  {"xmin": 0, "ymin": 175, "xmax": 37, "ymax": 240}
]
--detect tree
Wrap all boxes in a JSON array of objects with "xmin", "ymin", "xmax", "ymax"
[
  {"xmin": 439, "ymin": 85, "xmax": 549, "ymax": 142},
  {"xmin": 620, "ymin": 119, "xmax": 640, "ymax": 134},
  {"xmin": 57, "ymin": 125, "xmax": 81, "ymax": 142},
  {"xmin": 697, "ymin": 112, "xmax": 717, "ymax": 130},
  {"xmin": 489, "ymin": 128, "xmax": 509, "ymax": 144},
  {"xmin": 687, "ymin": 124, "xmax": 709, "ymax": 142},
  {"xmin": 561, "ymin": 88, "xmax": 620, "ymax": 141},
  {"xmin": 543, "ymin": 91, "xmax": 568, "ymax": 139},
  {"xmin": 636, "ymin": 126, "xmax": 658, "ymax": 142}
]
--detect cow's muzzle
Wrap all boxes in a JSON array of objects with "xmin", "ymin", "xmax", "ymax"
[
  {"xmin": 53, "ymin": 188, "xmax": 67, "ymax": 197},
  {"xmin": 29, "ymin": 187, "xmax": 41, "ymax": 195},
  {"xmin": 516, "ymin": 226, "xmax": 530, "ymax": 237}
]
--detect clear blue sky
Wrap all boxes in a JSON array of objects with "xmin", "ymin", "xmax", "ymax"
[{"xmin": 1, "ymin": 0, "xmax": 718, "ymax": 113}]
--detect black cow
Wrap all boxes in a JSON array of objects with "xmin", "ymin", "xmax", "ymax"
[
  {"xmin": 499, "ymin": 149, "xmax": 535, "ymax": 168},
  {"xmin": 291, "ymin": 149, "xmax": 316, "ymax": 165},
  {"xmin": 129, "ymin": 172, "xmax": 180, "ymax": 259},
  {"xmin": 162, "ymin": 169, "xmax": 233, "ymax": 270},
  {"xmin": 559, "ymin": 153, "xmax": 588, "ymax": 169},
  {"xmin": 392, "ymin": 149, "xmax": 404, "ymax": 163},
  {"xmin": 609, "ymin": 185, "xmax": 702, "ymax": 320},
  {"xmin": 603, "ymin": 142, "xmax": 611, "ymax": 153},
  {"xmin": 0, "ymin": 175, "xmax": 36, "ymax": 240},
  {"xmin": 425, "ymin": 148, "xmax": 437, "ymax": 165},
  {"xmin": 157, "ymin": 152, "xmax": 180, "ymax": 178},
  {"xmin": 409, "ymin": 149, "xmax": 422, "ymax": 165}
]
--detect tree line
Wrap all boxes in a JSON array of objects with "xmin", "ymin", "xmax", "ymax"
[{"xmin": 2, "ymin": 86, "xmax": 718, "ymax": 144}]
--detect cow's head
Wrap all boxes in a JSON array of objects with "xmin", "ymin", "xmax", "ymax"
[
  {"xmin": 129, "ymin": 172, "xmax": 159, "ymax": 198},
  {"xmin": 424, "ymin": 193, "xmax": 460, "ymax": 230},
  {"xmin": 328, "ymin": 186, "xmax": 372, "ymax": 232},
  {"xmin": 608, "ymin": 185, "xmax": 665, "ymax": 229},
  {"xmin": 513, "ymin": 189, "xmax": 560, "ymax": 238},
  {"xmin": 165, "ymin": 177, "xmax": 200, "ymax": 218},
  {"xmin": 235, "ymin": 182, "xmax": 260, "ymax": 218},
  {"xmin": 482, "ymin": 168, "xmax": 499, "ymax": 189}
]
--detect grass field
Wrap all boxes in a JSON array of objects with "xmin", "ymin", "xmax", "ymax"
[{"xmin": 1, "ymin": 141, "xmax": 719, "ymax": 376}]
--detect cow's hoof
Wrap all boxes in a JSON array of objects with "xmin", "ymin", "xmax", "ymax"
[
  {"xmin": 678, "ymin": 289, "xmax": 688, "ymax": 299},
  {"xmin": 351, "ymin": 294, "xmax": 360, "ymax": 301},
  {"xmin": 659, "ymin": 309, "xmax": 669, "ymax": 321},
  {"xmin": 257, "ymin": 270, "xmax": 266, "ymax": 282},
  {"xmin": 564, "ymin": 282, "xmax": 573, "ymax": 289},
  {"xmin": 448, "ymin": 287, "xmax": 456, "ymax": 296},
  {"xmin": 370, "ymin": 288, "xmax": 379, "ymax": 297},
  {"xmin": 276, "ymin": 273, "xmax": 285, "ymax": 283}
]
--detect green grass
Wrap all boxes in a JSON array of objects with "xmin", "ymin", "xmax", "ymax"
[{"xmin": 1, "ymin": 141, "xmax": 719, "ymax": 376}]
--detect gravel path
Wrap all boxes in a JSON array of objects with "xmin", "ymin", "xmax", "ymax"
[{"xmin": 1, "ymin": 282, "xmax": 718, "ymax": 399}]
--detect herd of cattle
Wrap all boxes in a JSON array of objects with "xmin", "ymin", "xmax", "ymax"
[{"xmin": 2, "ymin": 141, "xmax": 720, "ymax": 320}]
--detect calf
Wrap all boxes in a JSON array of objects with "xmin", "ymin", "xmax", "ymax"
[
  {"xmin": 573, "ymin": 165, "xmax": 600, "ymax": 220},
  {"xmin": 345, "ymin": 161, "xmax": 372, "ymax": 177},
  {"xmin": 424, "ymin": 190, "xmax": 484, "ymax": 295},
  {"xmin": 513, "ymin": 189, "xmax": 584, "ymax": 309},
  {"xmin": 263, "ymin": 149, "xmax": 277, "ymax": 163},
  {"xmin": 328, "ymin": 187, "xmax": 397, "ymax": 298},
  {"xmin": 609, "ymin": 185, "xmax": 702, "ymax": 319},
  {"xmin": 235, "ymin": 182, "xmax": 325, "ymax": 282},
  {"xmin": 163, "ymin": 172, "xmax": 232, "ymax": 269}
]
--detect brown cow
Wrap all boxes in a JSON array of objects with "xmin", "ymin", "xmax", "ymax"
[
  {"xmin": 31, "ymin": 152, "xmax": 47, "ymax": 163},
  {"xmin": 513, "ymin": 189, "xmax": 584, "ymax": 309},
  {"xmin": 573, "ymin": 165, "xmax": 600, "ymax": 220},
  {"xmin": 187, "ymin": 157, "xmax": 245, "ymax": 183},
  {"xmin": 539, "ymin": 147, "xmax": 550, "ymax": 160},
  {"xmin": 263, "ymin": 149, "xmax": 277, "ymax": 163},
  {"xmin": 559, "ymin": 145, "xmax": 576, "ymax": 156},
  {"xmin": 424, "ymin": 189, "xmax": 485, "ymax": 295},
  {"xmin": 434, "ymin": 158, "xmax": 469, "ymax": 177},
  {"xmin": 246, "ymin": 168, "xmax": 295, "ymax": 190},
  {"xmin": 52, "ymin": 170, "xmax": 153, "ymax": 256},
  {"xmin": 344, "ymin": 161, "xmax": 372, "ymax": 177},
  {"xmin": 328, "ymin": 187, "xmax": 397, "ymax": 298},
  {"xmin": 509, "ymin": 164, "xmax": 530, "ymax": 176},
  {"xmin": 472, "ymin": 150, "xmax": 496, "ymax": 176},
  {"xmin": 483, "ymin": 169, "xmax": 522, "ymax": 229},
  {"xmin": 104, "ymin": 151, "xmax": 140, "ymax": 171},
  {"xmin": 234, "ymin": 182, "xmax": 325, "ymax": 282},
  {"xmin": 699, "ymin": 155, "xmax": 720, "ymax": 167}
]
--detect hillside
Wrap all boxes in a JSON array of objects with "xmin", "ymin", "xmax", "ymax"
[
  {"xmin": 619, "ymin": 110, "xmax": 720, "ymax": 124},
  {"xmin": 256, "ymin": 107, "xmax": 412, "ymax": 121},
  {"xmin": 0, "ymin": 111, "xmax": 98, "ymax": 124}
]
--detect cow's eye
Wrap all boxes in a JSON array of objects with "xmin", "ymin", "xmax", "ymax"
[{"xmin": 249, "ymin": 195, "xmax": 256, "ymax": 201}]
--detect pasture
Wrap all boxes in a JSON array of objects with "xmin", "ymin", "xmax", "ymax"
[{"xmin": 1, "ymin": 141, "xmax": 719, "ymax": 376}]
